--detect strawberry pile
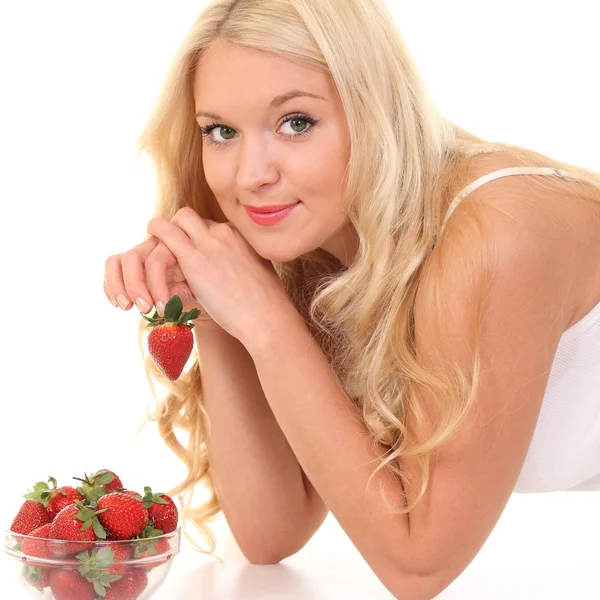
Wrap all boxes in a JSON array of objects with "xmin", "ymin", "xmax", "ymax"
[
  {"xmin": 8, "ymin": 469, "xmax": 179, "ymax": 600},
  {"xmin": 143, "ymin": 294, "xmax": 201, "ymax": 381}
]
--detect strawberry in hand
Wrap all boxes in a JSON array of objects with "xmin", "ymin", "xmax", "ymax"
[{"xmin": 142, "ymin": 294, "xmax": 200, "ymax": 380}]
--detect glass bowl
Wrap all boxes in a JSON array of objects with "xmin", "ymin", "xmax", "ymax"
[{"xmin": 3, "ymin": 525, "xmax": 181, "ymax": 599}]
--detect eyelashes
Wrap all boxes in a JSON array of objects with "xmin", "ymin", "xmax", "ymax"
[{"xmin": 199, "ymin": 113, "xmax": 320, "ymax": 147}]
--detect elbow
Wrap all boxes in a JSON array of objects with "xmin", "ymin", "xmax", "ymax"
[
  {"xmin": 245, "ymin": 553, "xmax": 285, "ymax": 565},
  {"xmin": 242, "ymin": 542, "xmax": 304, "ymax": 565},
  {"xmin": 386, "ymin": 567, "xmax": 455, "ymax": 600},
  {"xmin": 237, "ymin": 530, "xmax": 309, "ymax": 565}
]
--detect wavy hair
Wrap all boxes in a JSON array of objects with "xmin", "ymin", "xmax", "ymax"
[{"xmin": 134, "ymin": 0, "xmax": 600, "ymax": 560}]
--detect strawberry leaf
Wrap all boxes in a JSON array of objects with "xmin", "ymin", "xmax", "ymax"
[
  {"xmin": 139, "ymin": 524, "xmax": 164, "ymax": 538},
  {"xmin": 141, "ymin": 486, "xmax": 168, "ymax": 508},
  {"xmin": 96, "ymin": 547, "xmax": 115, "ymax": 564},
  {"xmin": 22, "ymin": 477, "xmax": 58, "ymax": 506},
  {"xmin": 92, "ymin": 519, "xmax": 107, "ymax": 539},
  {"xmin": 164, "ymin": 295, "xmax": 183, "ymax": 321},
  {"xmin": 90, "ymin": 571, "xmax": 123, "ymax": 597},
  {"xmin": 93, "ymin": 472, "xmax": 114, "ymax": 486}
]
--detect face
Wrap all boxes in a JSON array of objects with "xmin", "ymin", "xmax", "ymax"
[{"xmin": 192, "ymin": 41, "xmax": 358, "ymax": 266}]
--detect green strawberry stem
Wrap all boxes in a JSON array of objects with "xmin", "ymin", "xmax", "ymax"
[
  {"xmin": 23, "ymin": 476, "xmax": 59, "ymax": 506},
  {"xmin": 140, "ymin": 294, "xmax": 201, "ymax": 329},
  {"xmin": 141, "ymin": 486, "xmax": 169, "ymax": 509},
  {"xmin": 73, "ymin": 499, "xmax": 108, "ymax": 539},
  {"xmin": 76, "ymin": 547, "xmax": 123, "ymax": 596},
  {"xmin": 73, "ymin": 472, "xmax": 109, "ymax": 506}
]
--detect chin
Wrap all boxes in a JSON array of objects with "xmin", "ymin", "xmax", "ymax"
[
  {"xmin": 258, "ymin": 249, "xmax": 301, "ymax": 263},
  {"xmin": 252, "ymin": 242, "xmax": 305, "ymax": 264}
]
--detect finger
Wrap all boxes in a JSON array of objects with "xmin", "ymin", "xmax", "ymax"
[
  {"xmin": 104, "ymin": 254, "xmax": 132, "ymax": 310},
  {"xmin": 105, "ymin": 237, "xmax": 157, "ymax": 312},
  {"xmin": 146, "ymin": 217, "xmax": 196, "ymax": 265},
  {"xmin": 169, "ymin": 207, "xmax": 211, "ymax": 246},
  {"xmin": 103, "ymin": 279, "xmax": 118, "ymax": 307},
  {"xmin": 121, "ymin": 236, "xmax": 161, "ymax": 314},
  {"xmin": 145, "ymin": 242, "xmax": 179, "ymax": 316}
]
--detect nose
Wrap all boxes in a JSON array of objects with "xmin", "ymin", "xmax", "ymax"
[{"xmin": 235, "ymin": 135, "xmax": 279, "ymax": 192}]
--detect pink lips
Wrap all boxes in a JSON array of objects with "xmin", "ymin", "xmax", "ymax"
[{"xmin": 244, "ymin": 202, "xmax": 300, "ymax": 226}]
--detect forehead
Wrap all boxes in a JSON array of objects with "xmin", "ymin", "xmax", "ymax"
[{"xmin": 193, "ymin": 41, "xmax": 331, "ymax": 107}]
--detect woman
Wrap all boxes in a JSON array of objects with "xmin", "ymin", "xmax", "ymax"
[{"xmin": 102, "ymin": 0, "xmax": 600, "ymax": 598}]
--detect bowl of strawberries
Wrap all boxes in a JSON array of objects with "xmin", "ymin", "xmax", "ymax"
[{"xmin": 3, "ymin": 469, "xmax": 181, "ymax": 599}]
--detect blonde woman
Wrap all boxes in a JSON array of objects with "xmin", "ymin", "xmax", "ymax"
[{"xmin": 102, "ymin": 1, "xmax": 600, "ymax": 598}]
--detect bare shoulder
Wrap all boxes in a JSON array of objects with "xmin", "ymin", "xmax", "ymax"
[{"xmin": 443, "ymin": 150, "xmax": 600, "ymax": 333}]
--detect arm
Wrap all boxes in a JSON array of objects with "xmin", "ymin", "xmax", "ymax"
[
  {"xmin": 194, "ymin": 319, "xmax": 329, "ymax": 563},
  {"xmin": 238, "ymin": 206, "xmax": 572, "ymax": 599}
]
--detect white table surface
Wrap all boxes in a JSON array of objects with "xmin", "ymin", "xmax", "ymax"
[{"xmin": 3, "ymin": 492, "xmax": 599, "ymax": 599}]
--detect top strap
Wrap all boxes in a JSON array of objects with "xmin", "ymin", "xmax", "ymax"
[{"xmin": 441, "ymin": 167, "xmax": 583, "ymax": 233}]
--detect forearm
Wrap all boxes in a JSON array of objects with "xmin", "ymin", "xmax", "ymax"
[
  {"xmin": 194, "ymin": 321, "xmax": 325, "ymax": 561},
  {"xmin": 242, "ymin": 308, "xmax": 419, "ymax": 597}
]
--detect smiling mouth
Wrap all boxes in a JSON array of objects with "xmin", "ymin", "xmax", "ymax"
[
  {"xmin": 244, "ymin": 202, "xmax": 300, "ymax": 225},
  {"xmin": 244, "ymin": 202, "xmax": 300, "ymax": 214}
]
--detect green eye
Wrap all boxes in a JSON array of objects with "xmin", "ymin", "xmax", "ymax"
[
  {"xmin": 290, "ymin": 119, "xmax": 307, "ymax": 133},
  {"xmin": 200, "ymin": 114, "xmax": 317, "ymax": 146},
  {"xmin": 220, "ymin": 127, "xmax": 235, "ymax": 140}
]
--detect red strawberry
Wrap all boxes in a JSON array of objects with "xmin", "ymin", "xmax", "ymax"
[
  {"xmin": 92, "ymin": 469, "xmax": 124, "ymax": 493},
  {"xmin": 104, "ymin": 567, "xmax": 149, "ymax": 600},
  {"xmin": 118, "ymin": 489, "xmax": 143, "ymax": 500},
  {"xmin": 10, "ymin": 499, "xmax": 51, "ymax": 535},
  {"xmin": 22, "ymin": 477, "xmax": 84, "ymax": 521},
  {"xmin": 97, "ymin": 493, "xmax": 149, "ymax": 540},
  {"xmin": 21, "ymin": 522, "xmax": 53, "ymax": 568},
  {"xmin": 49, "ymin": 568, "xmax": 96, "ymax": 600},
  {"xmin": 143, "ymin": 295, "xmax": 200, "ymax": 380},
  {"xmin": 77, "ymin": 542, "xmax": 131, "ymax": 576},
  {"xmin": 48, "ymin": 501, "xmax": 106, "ymax": 556},
  {"xmin": 22, "ymin": 565, "xmax": 51, "ymax": 590},
  {"xmin": 73, "ymin": 469, "xmax": 124, "ymax": 505},
  {"xmin": 141, "ymin": 487, "xmax": 178, "ymax": 534},
  {"xmin": 47, "ymin": 486, "xmax": 84, "ymax": 520},
  {"xmin": 134, "ymin": 534, "xmax": 170, "ymax": 570}
]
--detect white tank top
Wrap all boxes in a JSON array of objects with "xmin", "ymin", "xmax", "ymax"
[{"xmin": 442, "ymin": 158, "xmax": 600, "ymax": 493}]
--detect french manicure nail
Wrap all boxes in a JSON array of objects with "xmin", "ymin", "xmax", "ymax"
[
  {"xmin": 136, "ymin": 297, "xmax": 150, "ymax": 313},
  {"xmin": 156, "ymin": 301, "xmax": 165, "ymax": 316},
  {"xmin": 117, "ymin": 294, "xmax": 131, "ymax": 310}
]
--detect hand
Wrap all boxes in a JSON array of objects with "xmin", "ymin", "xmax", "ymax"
[
  {"xmin": 145, "ymin": 208, "xmax": 296, "ymax": 345},
  {"xmin": 103, "ymin": 233, "xmax": 215, "ymax": 323}
]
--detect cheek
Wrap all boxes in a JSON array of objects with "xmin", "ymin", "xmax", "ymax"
[
  {"xmin": 202, "ymin": 153, "xmax": 232, "ymax": 196},
  {"xmin": 299, "ymin": 126, "xmax": 349, "ymax": 192},
  {"xmin": 293, "ymin": 145, "xmax": 348, "ymax": 199}
]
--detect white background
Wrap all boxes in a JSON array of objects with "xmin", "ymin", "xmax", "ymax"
[{"xmin": 0, "ymin": 1, "xmax": 599, "ymax": 598}]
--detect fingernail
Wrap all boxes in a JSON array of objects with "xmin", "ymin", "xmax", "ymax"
[
  {"xmin": 117, "ymin": 294, "xmax": 131, "ymax": 310},
  {"xmin": 156, "ymin": 301, "xmax": 165, "ymax": 316},
  {"xmin": 135, "ymin": 297, "xmax": 150, "ymax": 313}
]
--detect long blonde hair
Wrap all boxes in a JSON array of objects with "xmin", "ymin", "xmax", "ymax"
[{"xmin": 134, "ymin": 0, "xmax": 600, "ymax": 559}]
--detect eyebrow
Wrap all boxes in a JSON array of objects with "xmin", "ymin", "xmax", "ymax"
[{"xmin": 195, "ymin": 89, "xmax": 327, "ymax": 120}]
